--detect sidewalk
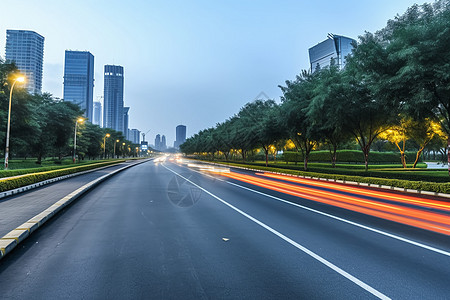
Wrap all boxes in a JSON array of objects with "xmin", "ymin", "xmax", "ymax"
[{"xmin": 0, "ymin": 161, "xmax": 135, "ymax": 237}]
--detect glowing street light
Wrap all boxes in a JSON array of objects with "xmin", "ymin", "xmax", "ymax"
[
  {"xmin": 114, "ymin": 139, "xmax": 120, "ymax": 158},
  {"xmin": 103, "ymin": 133, "xmax": 110, "ymax": 159},
  {"xmin": 4, "ymin": 76, "xmax": 25, "ymax": 170},
  {"xmin": 73, "ymin": 118, "xmax": 84, "ymax": 163}
]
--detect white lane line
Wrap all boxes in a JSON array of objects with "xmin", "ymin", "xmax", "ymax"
[
  {"xmin": 163, "ymin": 164, "xmax": 390, "ymax": 300},
  {"xmin": 186, "ymin": 166, "xmax": 450, "ymax": 258}
]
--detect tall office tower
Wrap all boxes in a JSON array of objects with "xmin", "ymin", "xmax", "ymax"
[
  {"xmin": 308, "ymin": 34, "xmax": 355, "ymax": 73},
  {"xmin": 123, "ymin": 107, "xmax": 130, "ymax": 139},
  {"xmin": 161, "ymin": 135, "xmax": 166, "ymax": 150},
  {"xmin": 93, "ymin": 101, "xmax": 102, "ymax": 126},
  {"xmin": 63, "ymin": 50, "xmax": 94, "ymax": 121},
  {"xmin": 155, "ymin": 134, "xmax": 161, "ymax": 151},
  {"xmin": 103, "ymin": 65, "xmax": 124, "ymax": 133},
  {"xmin": 5, "ymin": 30, "xmax": 44, "ymax": 94},
  {"xmin": 130, "ymin": 129, "xmax": 140, "ymax": 144},
  {"xmin": 174, "ymin": 125, "xmax": 187, "ymax": 149}
]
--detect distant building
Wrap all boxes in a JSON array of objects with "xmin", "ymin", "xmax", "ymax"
[
  {"xmin": 93, "ymin": 101, "xmax": 102, "ymax": 126},
  {"xmin": 155, "ymin": 134, "xmax": 161, "ymax": 151},
  {"xmin": 103, "ymin": 65, "xmax": 124, "ymax": 134},
  {"xmin": 174, "ymin": 125, "xmax": 186, "ymax": 149},
  {"xmin": 63, "ymin": 50, "xmax": 94, "ymax": 121},
  {"xmin": 5, "ymin": 30, "xmax": 44, "ymax": 94},
  {"xmin": 129, "ymin": 128, "xmax": 140, "ymax": 144},
  {"xmin": 123, "ymin": 107, "xmax": 130, "ymax": 139},
  {"xmin": 308, "ymin": 34, "xmax": 355, "ymax": 73},
  {"xmin": 161, "ymin": 135, "xmax": 167, "ymax": 150}
]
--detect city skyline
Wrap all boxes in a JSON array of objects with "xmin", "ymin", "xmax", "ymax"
[{"xmin": 1, "ymin": 0, "xmax": 427, "ymax": 146}]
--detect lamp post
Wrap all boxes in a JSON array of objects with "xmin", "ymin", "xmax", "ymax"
[
  {"xmin": 4, "ymin": 76, "xmax": 25, "ymax": 170},
  {"xmin": 122, "ymin": 142, "xmax": 126, "ymax": 158},
  {"xmin": 103, "ymin": 133, "xmax": 110, "ymax": 159},
  {"xmin": 114, "ymin": 139, "xmax": 119, "ymax": 158},
  {"xmin": 73, "ymin": 118, "xmax": 84, "ymax": 163},
  {"xmin": 136, "ymin": 147, "xmax": 139, "ymax": 157}
]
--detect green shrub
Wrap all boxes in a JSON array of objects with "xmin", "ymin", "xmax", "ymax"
[
  {"xmin": 282, "ymin": 150, "xmax": 423, "ymax": 164},
  {"xmin": 0, "ymin": 160, "xmax": 125, "ymax": 192}
]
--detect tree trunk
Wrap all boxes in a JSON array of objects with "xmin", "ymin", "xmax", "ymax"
[
  {"xmin": 447, "ymin": 137, "xmax": 450, "ymax": 175},
  {"xmin": 329, "ymin": 144, "xmax": 337, "ymax": 168},
  {"xmin": 363, "ymin": 148, "xmax": 369, "ymax": 172},
  {"xmin": 304, "ymin": 154, "xmax": 309, "ymax": 171},
  {"xmin": 264, "ymin": 148, "xmax": 269, "ymax": 167},
  {"xmin": 400, "ymin": 151, "xmax": 406, "ymax": 168},
  {"xmin": 413, "ymin": 148, "xmax": 424, "ymax": 169},
  {"xmin": 36, "ymin": 152, "xmax": 42, "ymax": 165}
]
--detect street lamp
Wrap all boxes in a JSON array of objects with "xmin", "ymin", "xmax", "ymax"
[
  {"xmin": 122, "ymin": 142, "xmax": 126, "ymax": 158},
  {"xmin": 136, "ymin": 147, "xmax": 139, "ymax": 157},
  {"xmin": 114, "ymin": 139, "xmax": 119, "ymax": 158},
  {"xmin": 103, "ymin": 133, "xmax": 110, "ymax": 159},
  {"xmin": 4, "ymin": 76, "xmax": 25, "ymax": 170},
  {"xmin": 73, "ymin": 118, "xmax": 84, "ymax": 163}
]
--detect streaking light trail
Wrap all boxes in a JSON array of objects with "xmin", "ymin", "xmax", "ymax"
[{"xmin": 218, "ymin": 171, "xmax": 450, "ymax": 236}]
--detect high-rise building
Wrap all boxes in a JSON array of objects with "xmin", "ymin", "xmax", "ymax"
[
  {"xmin": 308, "ymin": 34, "xmax": 355, "ymax": 73},
  {"xmin": 129, "ymin": 129, "xmax": 140, "ymax": 144},
  {"xmin": 5, "ymin": 30, "xmax": 44, "ymax": 94},
  {"xmin": 161, "ymin": 135, "xmax": 167, "ymax": 150},
  {"xmin": 174, "ymin": 125, "xmax": 186, "ymax": 149},
  {"xmin": 155, "ymin": 134, "xmax": 161, "ymax": 151},
  {"xmin": 63, "ymin": 50, "xmax": 94, "ymax": 121},
  {"xmin": 93, "ymin": 101, "xmax": 102, "ymax": 126},
  {"xmin": 103, "ymin": 65, "xmax": 124, "ymax": 133},
  {"xmin": 123, "ymin": 107, "xmax": 130, "ymax": 139}
]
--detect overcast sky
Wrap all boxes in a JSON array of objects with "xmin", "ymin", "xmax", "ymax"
[{"xmin": 1, "ymin": 0, "xmax": 428, "ymax": 146}]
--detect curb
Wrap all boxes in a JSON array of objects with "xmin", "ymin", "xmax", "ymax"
[
  {"xmin": 202, "ymin": 161, "xmax": 450, "ymax": 199},
  {"xmin": 0, "ymin": 158, "xmax": 152, "ymax": 260}
]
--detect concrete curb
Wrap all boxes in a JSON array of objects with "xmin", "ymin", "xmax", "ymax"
[
  {"xmin": 201, "ymin": 161, "xmax": 450, "ymax": 199},
  {"xmin": 0, "ymin": 158, "xmax": 151, "ymax": 260},
  {"xmin": 0, "ymin": 161, "xmax": 128, "ymax": 200}
]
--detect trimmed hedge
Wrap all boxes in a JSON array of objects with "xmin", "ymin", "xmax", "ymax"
[
  {"xmin": 0, "ymin": 160, "xmax": 126, "ymax": 193},
  {"xmin": 215, "ymin": 161, "xmax": 450, "ymax": 194},
  {"xmin": 0, "ymin": 160, "xmax": 116, "ymax": 179},
  {"xmin": 282, "ymin": 150, "xmax": 423, "ymax": 164}
]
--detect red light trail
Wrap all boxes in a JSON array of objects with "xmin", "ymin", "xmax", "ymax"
[{"xmin": 218, "ymin": 171, "xmax": 450, "ymax": 236}]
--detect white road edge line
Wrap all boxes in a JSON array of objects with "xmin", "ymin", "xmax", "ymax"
[
  {"xmin": 163, "ymin": 164, "xmax": 390, "ymax": 300},
  {"xmin": 187, "ymin": 166, "xmax": 450, "ymax": 258}
]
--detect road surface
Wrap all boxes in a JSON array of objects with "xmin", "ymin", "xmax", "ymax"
[{"xmin": 0, "ymin": 159, "xmax": 449, "ymax": 299}]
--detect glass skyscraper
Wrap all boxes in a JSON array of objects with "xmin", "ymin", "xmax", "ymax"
[
  {"xmin": 93, "ymin": 101, "xmax": 102, "ymax": 126},
  {"xmin": 308, "ymin": 34, "xmax": 355, "ymax": 73},
  {"xmin": 103, "ymin": 65, "xmax": 124, "ymax": 134},
  {"xmin": 123, "ymin": 107, "xmax": 130, "ymax": 139},
  {"xmin": 63, "ymin": 51, "xmax": 94, "ymax": 121},
  {"xmin": 174, "ymin": 125, "xmax": 186, "ymax": 149},
  {"xmin": 5, "ymin": 30, "xmax": 44, "ymax": 94}
]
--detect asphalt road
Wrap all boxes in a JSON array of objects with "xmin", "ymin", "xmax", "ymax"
[{"xmin": 0, "ymin": 159, "xmax": 449, "ymax": 299}]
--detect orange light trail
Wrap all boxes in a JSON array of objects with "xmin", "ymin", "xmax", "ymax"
[
  {"xmin": 218, "ymin": 171, "xmax": 450, "ymax": 236},
  {"xmin": 259, "ymin": 172, "xmax": 450, "ymax": 212}
]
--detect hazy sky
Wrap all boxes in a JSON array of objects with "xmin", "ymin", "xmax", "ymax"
[{"xmin": 1, "ymin": 0, "xmax": 427, "ymax": 146}]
